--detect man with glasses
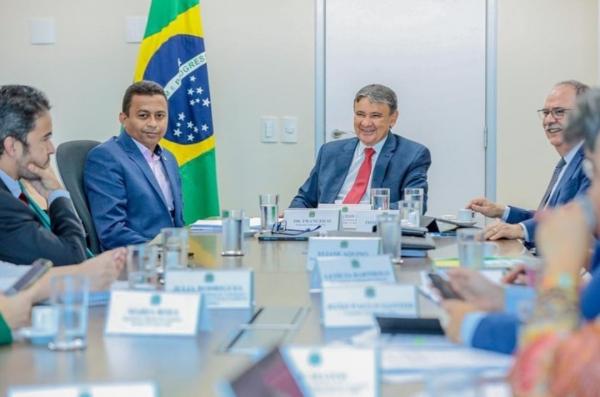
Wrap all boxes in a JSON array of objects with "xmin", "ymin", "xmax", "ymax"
[
  {"xmin": 466, "ymin": 80, "xmax": 590, "ymax": 243},
  {"xmin": 289, "ymin": 84, "xmax": 431, "ymax": 210}
]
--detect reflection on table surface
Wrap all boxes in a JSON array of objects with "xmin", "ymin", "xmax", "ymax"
[{"xmin": 0, "ymin": 233, "xmax": 525, "ymax": 396}]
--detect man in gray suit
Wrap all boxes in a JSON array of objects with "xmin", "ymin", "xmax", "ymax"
[{"xmin": 289, "ymin": 84, "xmax": 431, "ymax": 210}]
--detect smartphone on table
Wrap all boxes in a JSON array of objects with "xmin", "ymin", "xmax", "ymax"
[
  {"xmin": 4, "ymin": 258, "xmax": 53, "ymax": 296},
  {"xmin": 427, "ymin": 272, "xmax": 463, "ymax": 300}
]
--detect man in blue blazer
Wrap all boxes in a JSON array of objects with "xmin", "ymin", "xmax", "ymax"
[
  {"xmin": 467, "ymin": 80, "xmax": 590, "ymax": 243},
  {"xmin": 289, "ymin": 84, "xmax": 431, "ymax": 211},
  {"xmin": 84, "ymin": 81, "xmax": 184, "ymax": 250}
]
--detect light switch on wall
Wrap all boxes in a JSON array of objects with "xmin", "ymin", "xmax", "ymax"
[
  {"xmin": 260, "ymin": 116, "xmax": 278, "ymax": 143},
  {"xmin": 29, "ymin": 18, "xmax": 56, "ymax": 45},
  {"xmin": 281, "ymin": 116, "xmax": 298, "ymax": 143}
]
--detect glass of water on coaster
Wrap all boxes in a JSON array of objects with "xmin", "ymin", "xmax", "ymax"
[
  {"xmin": 377, "ymin": 212, "xmax": 402, "ymax": 263},
  {"xmin": 371, "ymin": 188, "xmax": 390, "ymax": 210},
  {"xmin": 48, "ymin": 275, "xmax": 90, "ymax": 351},
  {"xmin": 259, "ymin": 193, "xmax": 279, "ymax": 232}
]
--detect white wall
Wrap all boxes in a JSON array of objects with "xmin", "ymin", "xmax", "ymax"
[
  {"xmin": 0, "ymin": 0, "xmax": 598, "ymax": 217},
  {"xmin": 496, "ymin": 0, "xmax": 598, "ymax": 209},
  {"xmin": 0, "ymin": 0, "xmax": 315, "ymax": 218}
]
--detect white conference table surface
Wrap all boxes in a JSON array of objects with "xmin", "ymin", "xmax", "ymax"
[{"xmin": 0, "ymin": 233, "xmax": 525, "ymax": 396}]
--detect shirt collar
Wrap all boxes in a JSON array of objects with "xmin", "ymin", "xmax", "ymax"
[
  {"xmin": 564, "ymin": 141, "xmax": 583, "ymax": 165},
  {"xmin": 357, "ymin": 132, "xmax": 389, "ymax": 155},
  {"xmin": 131, "ymin": 138, "xmax": 163, "ymax": 162},
  {"xmin": 0, "ymin": 168, "xmax": 22, "ymax": 199}
]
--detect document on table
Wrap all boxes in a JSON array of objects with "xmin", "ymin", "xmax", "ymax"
[
  {"xmin": 190, "ymin": 217, "xmax": 262, "ymax": 231},
  {"xmin": 381, "ymin": 346, "xmax": 513, "ymax": 373}
]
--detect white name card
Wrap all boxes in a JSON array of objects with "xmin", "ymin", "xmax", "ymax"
[
  {"xmin": 8, "ymin": 382, "xmax": 157, "ymax": 397},
  {"xmin": 321, "ymin": 284, "xmax": 418, "ymax": 328},
  {"xmin": 285, "ymin": 346, "xmax": 378, "ymax": 397},
  {"xmin": 340, "ymin": 210, "xmax": 400, "ymax": 232},
  {"xmin": 310, "ymin": 255, "xmax": 396, "ymax": 292},
  {"xmin": 284, "ymin": 209, "xmax": 340, "ymax": 231},
  {"xmin": 306, "ymin": 236, "xmax": 380, "ymax": 271},
  {"xmin": 164, "ymin": 269, "xmax": 253, "ymax": 309},
  {"xmin": 318, "ymin": 203, "xmax": 372, "ymax": 211},
  {"xmin": 105, "ymin": 290, "xmax": 209, "ymax": 336}
]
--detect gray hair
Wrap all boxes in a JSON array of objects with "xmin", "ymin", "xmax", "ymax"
[
  {"xmin": 563, "ymin": 88, "xmax": 600, "ymax": 151},
  {"xmin": 555, "ymin": 80, "xmax": 590, "ymax": 97},
  {"xmin": 354, "ymin": 84, "xmax": 398, "ymax": 114},
  {"xmin": 0, "ymin": 85, "xmax": 51, "ymax": 156}
]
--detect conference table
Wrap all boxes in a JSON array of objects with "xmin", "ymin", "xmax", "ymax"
[{"xmin": 0, "ymin": 232, "xmax": 526, "ymax": 396}]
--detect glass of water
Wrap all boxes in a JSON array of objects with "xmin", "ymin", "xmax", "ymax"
[
  {"xmin": 399, "ymin": 200, "xmax": 421, "ymax": 227},
  {"xmin": 404, "ymin": 187, "xmax": 424, "ymax": 215},
  {"xmin": 457, "ymin": 229, "xmax": 485, "ymax": 268},
  {"xmin": 259, "ymin": 193, "xmax": 279, "ymax": 232},
  {"xmin": 161, "ymin": 227, "xmax": 189, "ymax": 271},
  {"xmin": 222, "ymin": 209, "xmax": 245, "ymax": 256},
  {"xmin": 127, "ymin": 244, "xmax": 159, "ymax": 290},
  {"xmin": 48, "ymin": 275, "xmax": 89, "ymax": 351},
  {"xmin": 377, "ymin": 213, "xmax": 402, "ymax": 263},
  {"xmin": 371, "ymin": 188, "xmax": 390, "ymax": 210}
]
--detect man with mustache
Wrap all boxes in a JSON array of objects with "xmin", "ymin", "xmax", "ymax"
[
  {"xmin": 467, "ymin": 81, "xmax": 590, "ymax": 244},
  {"xmin": 84, "ymin": 81, "xmax": 184, "ymax": 250},
  {"xmin": 0, "ymin": 85, "xmax": 87, "ymax": 266}
]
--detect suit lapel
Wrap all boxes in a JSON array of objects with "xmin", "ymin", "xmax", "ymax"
[
  {"xmin": 548, "ymin": 146, "xmax": 583, "ymax": 206},
  {"xmin": 117, "ymin": 131, "xmax": 170, "ymax": 212},
  {"xmin": 371, "ymin": 133, "xmax": 395, "ymax": 188},
  {"xmin": 328, "ymin": 139, "xmax": 358, "ymax": 202},
  {"xmin": 160, "ymin": 153, "xmax": 183, "ymax": 222}
]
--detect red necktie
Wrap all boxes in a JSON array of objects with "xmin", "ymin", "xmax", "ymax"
[{"xmin": 343, "ymin": 147, "xmax": 375, "ymax": 204}]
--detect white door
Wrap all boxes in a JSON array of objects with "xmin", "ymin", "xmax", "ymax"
[{"xmin": 324, "ymin": 0, "xmax": 488, "ymax": 217}]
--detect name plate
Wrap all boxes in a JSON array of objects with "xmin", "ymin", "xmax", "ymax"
[
  {"xmin": 164, "ymin": 269, "xmax": 254, "ymax": 309},
  {"xmin": 306, "ymin": 236, "xmax": 380, "ymax": 271},
  {"xmin": 285, "ymin": 346, "xmax": 378, "ymax": 397},
  {"xmin": 318, "ymin": 203, "xmax": 372, "ymax": 211},
  {"xmin": 284, "ymin": 209, "xmax": 340, "ymax": 231},
  {"xmin": 340, "ymin": 210, "xmax": 399, "ymax": 232},
  {"xmin": 105, "ymin": 290, "xmax": 209, "ymax": 336},
  {"xmin": 8, "ymin": 382, "xmax": 157, "ymax": 397},
  {"xmin": 310, "ymin": 255, "xmax": 396, "ymax": 292},
  {"xmin": 321, "ymin": 284, "xmax": 418, "ymax": 328}
]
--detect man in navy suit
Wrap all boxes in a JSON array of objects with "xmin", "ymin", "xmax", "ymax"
[
  {"xmin": 84, "ymin": 81, "xmax": 184, "ymax": 250},
  {"xmin": 467, "ymin": 80, "xmax": 590, "ymax": 243},
  {"xmin": 289, "ymin": 84, "xmax": 431, "ymax": 211}
]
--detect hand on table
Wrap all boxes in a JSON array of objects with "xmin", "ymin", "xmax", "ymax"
[
  {"xmin": 445, "ymin": 268, "xmax": 504, "ymax": 311},
  {"xmin": 483, "ymin": 221, "xmax": 524, "ymax": 241}
]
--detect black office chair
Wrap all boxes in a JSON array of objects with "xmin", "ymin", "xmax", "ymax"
[{"xmin": 56, "ymin": 140, "xmax": 101, "ymax": 254}]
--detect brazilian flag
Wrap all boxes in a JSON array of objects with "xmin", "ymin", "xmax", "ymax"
[{"xmin": 134, "ymin": 0, "xmax": 219, "ymax": 224}]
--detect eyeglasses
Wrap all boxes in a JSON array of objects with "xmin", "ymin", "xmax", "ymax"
[
  {"xmin": 271, "ymin": 220, "xmax": 321, "ymax": 236},
  {"xmin": 536, "ymin": 107, "xmax": 571, "ymax": 120}
]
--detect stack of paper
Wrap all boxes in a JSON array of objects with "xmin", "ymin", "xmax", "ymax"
[{"xmin": 190, "ymin": 217, "xmax": 262, "ymax": 232}]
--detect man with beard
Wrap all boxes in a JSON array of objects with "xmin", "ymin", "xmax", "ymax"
[
  {"xmin": 467, "ymin": 80, "xmax": 590, "ymax": 244},
  {"xmin": 0, "ymin": 85, "xmax": 87, "ymax": 266}
]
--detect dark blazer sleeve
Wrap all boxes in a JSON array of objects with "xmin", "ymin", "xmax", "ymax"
[
  {"xmin": 84, "ymin": 146, "xmax": 148, "ymax": 249},
  {"xmin": 471, "ymin": 312, "xmax": 519, "ymax": 355},
  {"xmin": 289, "ymin": 145, "xmax": 325, "ymax": 208},
  {"xmin": 0, "ymin": 192, "xmax": 87, "ymax": 266}
]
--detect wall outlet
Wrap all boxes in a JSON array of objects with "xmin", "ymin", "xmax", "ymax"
[{"xmin": 281, "ymin": 116, "xmax": 298, "ymax": 143}]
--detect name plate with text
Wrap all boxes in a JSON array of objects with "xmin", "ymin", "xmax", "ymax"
[
  {"xmin": 165, "ymin": 269, "xmax": 254, "ymax": 309},
  {"xmin": 310, "ymin": 255, "xmax": 396, "ymax": 291},
  {"xmin": 284, "ymin": 209, "xmax": 340, "ymax": 231},
  {"xmin": 321, "ymin": 284, "xmax": 418, "ymax": 328},
  {"xmin": 8, "ymin": 382, "xmax": 157, "ymax": 397},
  {"xmin": 306, "ymin": 236, "xmax": 380, "ymax": 271},
  {"xmin": 105, "ymin": 290, "xmax": 209, "ymax": 336},
  {"xmin": 285, "ymin": 346, "xmax": 378, "ymax": 397},
  {"xmin": 341, "ymin": 210, "xmax": 400, "ymax": 232}
]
